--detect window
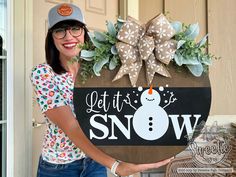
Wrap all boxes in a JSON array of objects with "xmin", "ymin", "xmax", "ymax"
[{"xmin": 0, "ymin": 0, "xmax": 7, "ymax": 176}]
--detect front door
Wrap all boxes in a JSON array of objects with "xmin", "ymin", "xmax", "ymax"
[{"xmin": 32, "ymin": 0, "xmax": 118, "ymax": 176}]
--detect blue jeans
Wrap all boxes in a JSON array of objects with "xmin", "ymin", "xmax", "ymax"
[{"xmin": 37, "ymin": 156, "xmax": 107, "ymax": 177}]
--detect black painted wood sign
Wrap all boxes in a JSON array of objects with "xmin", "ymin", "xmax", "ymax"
[
  {"xmin": 74, "ymin": 65, "xmax": 211, "ymax": 163},
  {"xmin": 74, "ymin": 87, "xmax": 210, "ymax": 145}
]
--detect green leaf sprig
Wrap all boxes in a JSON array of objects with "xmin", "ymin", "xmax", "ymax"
[
  {"xmin": 171, "ymin": 22, "xmax": 219, "ymax": 76},
  {"xmin": 78, "ymin": 18, "xmax": 124, "ymax": 83}
]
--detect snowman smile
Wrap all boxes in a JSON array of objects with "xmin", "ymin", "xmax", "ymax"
[{"xmin": 146, "ymin": 98, "xmax": 155, "ymax": 101}]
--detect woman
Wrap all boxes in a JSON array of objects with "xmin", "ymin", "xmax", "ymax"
[{"xmin": 31, "ymin": 3, "xmax": 173, "ymax": 177}]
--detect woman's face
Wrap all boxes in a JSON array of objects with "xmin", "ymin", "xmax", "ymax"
[{"xmin": 52, "ymin": 25, "xmax": 85, "ymax": 60}]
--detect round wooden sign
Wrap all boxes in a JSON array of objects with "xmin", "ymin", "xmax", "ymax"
[{"xmin": 74, "ymin": 63, "xmax": 211, "ymax": 163}]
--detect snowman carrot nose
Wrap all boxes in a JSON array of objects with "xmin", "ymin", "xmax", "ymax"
[{"xmin": 148, "ymin": 85, "xmax": 153, "ymax": 95}]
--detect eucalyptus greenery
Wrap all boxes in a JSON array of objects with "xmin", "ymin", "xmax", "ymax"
[
  {"xmin": 78, "ymin": 19, "xmax": 124, "ymax": 83},
  {"xmin": 77, "ymin": 17, "xmax": 217, "ymax": 83},
  {"xmin": 171, "ymin": 21, "xmax": 217, "ymax": 76}
]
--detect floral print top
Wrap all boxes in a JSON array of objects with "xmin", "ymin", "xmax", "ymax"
[{"xmin": 31, "ymin": 63, "xmax": 85, "ymax": 164}]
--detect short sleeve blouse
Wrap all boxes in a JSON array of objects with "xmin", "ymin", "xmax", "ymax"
[{"xmin": 31, "ymin": 63, "xmax": 85, "ymax": 164}]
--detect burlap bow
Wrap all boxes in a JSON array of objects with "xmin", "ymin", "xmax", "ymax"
[{"xmin": 112, "ymin": 13, "xmax": 177, "ymax": 87}]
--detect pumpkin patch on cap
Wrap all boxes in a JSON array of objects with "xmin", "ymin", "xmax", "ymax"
[{"xmin": 57, "ymin": 4, "xmax": 73, "ymax": 16}]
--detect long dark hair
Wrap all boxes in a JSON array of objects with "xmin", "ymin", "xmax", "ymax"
[{"xmin": 45, "ymin": 20, "xmax": 90, "ymax": 74}]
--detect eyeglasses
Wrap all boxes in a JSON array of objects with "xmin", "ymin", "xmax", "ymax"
[{"xmin": 52, "ymin": 26, "xmax": 84, "ymax": 39}]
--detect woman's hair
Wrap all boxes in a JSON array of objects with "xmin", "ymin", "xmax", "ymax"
[{"xmin": 45, "ymin": 20, "xmax": 90, "ymax": 74}]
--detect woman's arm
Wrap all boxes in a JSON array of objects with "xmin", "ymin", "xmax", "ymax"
[
  {"xmin": 45, "ymin": 105, "xmax": 173, "ymax": 176},
  {"xmin": 45, "ymin": 105, "xmax": 115, "ymax": 168}
]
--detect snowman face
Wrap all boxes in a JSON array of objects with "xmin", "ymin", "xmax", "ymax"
[{"xmin": 140, "ymin": 89, "xmax": 161, "ymax": 105}]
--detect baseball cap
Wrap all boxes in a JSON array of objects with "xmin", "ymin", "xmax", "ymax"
[{"xmin": 48, "ymin": 3, "xmax": 85, "ymax": 29}]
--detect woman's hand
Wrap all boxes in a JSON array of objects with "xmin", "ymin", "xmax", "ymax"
[{"xmin": 115, "ymin": 157, "xmax": 174, "ymax": 176}]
